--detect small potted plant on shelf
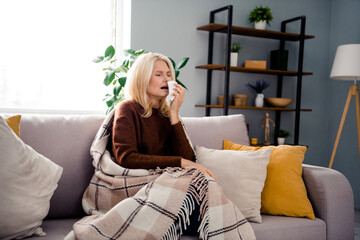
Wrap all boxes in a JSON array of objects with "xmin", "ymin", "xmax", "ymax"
[
  {"xmin": 247, "ymin": 79, "xmax": 270, "ymax": 107},
  {"xmin": 274, "ymin": 129, "xmax": 291, "ymax": 145},
  {"xmin": 248, "ymin": 5, "xmax": 273, "ymax": 30},
  {"xmin": 230, "ymin": 42, "xmax": 242, "ymax": 66}
]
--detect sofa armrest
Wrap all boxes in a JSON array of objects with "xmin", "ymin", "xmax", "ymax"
[{"xmin": 302, "ymin": 164, "xmax": 354, "ymax": 240}]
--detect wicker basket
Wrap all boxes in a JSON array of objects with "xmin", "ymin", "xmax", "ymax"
[
  {"xmin": 233, "ymin": 94, "xmax": 248, "ymax": 106},
  {"xmin": 217, "ymin": 95, "xmax": 231, "ymax": 106},
  {"xmin": 217, "ymin": 96, "xmax": 224, "ymax": 105}
]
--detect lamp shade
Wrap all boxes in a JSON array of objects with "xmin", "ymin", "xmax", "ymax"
[{"xmin": 330, "ymin": 44, "xmax": 360, "ymax": 81}]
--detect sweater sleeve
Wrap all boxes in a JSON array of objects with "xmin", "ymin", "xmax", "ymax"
[
  {"xmin": 112, "ymin": 102, "xmax": 181, "ymax": 169},
  {"xmin": 169, "ymin": 121, "xmax": 196, "ymax": 162}
]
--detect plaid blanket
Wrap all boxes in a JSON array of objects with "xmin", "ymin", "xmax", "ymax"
[{"xmin": 66, "ymin": 111, "xmax": 256, "ymax": 240}]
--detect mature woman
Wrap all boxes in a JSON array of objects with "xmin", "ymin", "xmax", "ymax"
[
  {"xmin": 109, "ymin": 52, "xmax": 218, "ymax": 236},
  {"xmin": 111, "ymin": 52, "xmax": 215, "ymax": 178},
  {"xmin": 71, "ymin": 52, "xmax": 255, "ymax": 240}
]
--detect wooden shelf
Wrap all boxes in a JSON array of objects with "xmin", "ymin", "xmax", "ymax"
[
  {"xmin": 196, "ymin": 7, "xmax": 313, "ymax": 145},
  {"xmin": 197, "ymin": 23, "xmax": 315, "ymax": 41},
  {"xmin": 195, "ymin": 64, "xmax": 313, "ymax": 76},
  {"xmin": 195, "ymin": 104, "xmax": 312, "ymax": 112}
]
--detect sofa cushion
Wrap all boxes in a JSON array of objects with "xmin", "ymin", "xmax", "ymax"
[
  {"xmin": 19, "ymin": 114, "xmax": 105, "ymax": 219},
  {"xmin": 27, "ymin": 218, "xmax": 80, "ymax": 240},
  {"xmin": 28, "ymin": 216, "xmax": 327, "ymax": 240},
  {"xmin": 223, "ymin": 140, "xmax": 315, "ymax": 220},
  {"xmin": 250, "ymin": 215, "xmax": 326, "ymax": 240},
  {"xmin": 180, "ymin": 215, "xmax": 326, "ymax": 240},
  {"xmin": 182, "ymin": 114, "xmax": 249, "ymax": 150},
  {"xmin": 195, "ymin": 145, "xmax": 271, "ymax": 223},
  {"xmin": 0, "ymin": 116, "xmax": 63, "ymax": 240}
]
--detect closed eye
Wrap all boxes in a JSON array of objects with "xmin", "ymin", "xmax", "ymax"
[{"xmin": 155, "ymin": 71, "xmax": 171, "ymax": 77}]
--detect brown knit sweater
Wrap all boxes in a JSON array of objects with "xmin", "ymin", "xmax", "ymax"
[{"xmin": 111, "ymin": 99, "xmax": 195, "ymax": 169}]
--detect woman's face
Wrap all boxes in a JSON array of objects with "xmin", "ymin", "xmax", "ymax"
[{"xmin": 146, "ymin": 60, "xmax": 172, "ymax": 107}]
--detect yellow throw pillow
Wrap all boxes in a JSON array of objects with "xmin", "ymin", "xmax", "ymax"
[
  {"xmin": 5, "ymin": 115, "xmax": 21, "ymax": 138},
  {"xmin": 223, "ymin": 139, "xmax": 315, "ymax": 220}
]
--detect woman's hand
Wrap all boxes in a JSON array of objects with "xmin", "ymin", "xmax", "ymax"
[
  {"xmin": 169, "ymin": 83, "xmax": 185, "ymax": 125},
  {"xmin": 181, "ymin": 158, "xmax": 217, "ymax": 180}
]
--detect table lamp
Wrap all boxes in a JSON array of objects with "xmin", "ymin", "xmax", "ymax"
[{"xmin": 328, "ymin": 44, "xmax": 360, "ymax": 168}]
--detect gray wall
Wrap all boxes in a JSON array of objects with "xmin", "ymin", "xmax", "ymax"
[
  {"xmin": 328, "ymin": 0, "xmax": 360, "ymax": 209},
  {"xmin": 130, "ymin": 0, "xmax": 360, "ymax": 208}
]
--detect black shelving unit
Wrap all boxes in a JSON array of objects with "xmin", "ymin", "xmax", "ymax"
[{"xmin": 196, "ymin": 5, "xmax": 314, "ymax": 145}]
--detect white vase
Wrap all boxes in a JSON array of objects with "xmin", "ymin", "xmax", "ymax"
[
  {"xmin": 277, "ymin": 137, "xmax": 285, "ymax": 145},
  {"xmin": 230, "ymin": 52, "xmax": 238, "ymax": 66},
  {"xmin": 254, "ymin": 20, "xmax": 267, "ymax": 30},
  {"xmin": 255, "ymin": 93, "xmax": 264, "ymax": 107}
]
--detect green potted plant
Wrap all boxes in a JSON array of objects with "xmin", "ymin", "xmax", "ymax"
[
  {"xmin": 248, "ymin": 5, "xmax": 273, "ymax": 30},
  {"xmin": 274, "ymin": 129, "xmax": 291, "ymax": 145},
  {"xmin": 93, "ymin": 46, "xmax": 189, "ymax": 114},
  {"xmin": 230, "ymin": 42, "xmax": 242, "ymax": 66},
  {"xmin": 247, "ymin": 79, "xmax": 270, "ymax": 107}
]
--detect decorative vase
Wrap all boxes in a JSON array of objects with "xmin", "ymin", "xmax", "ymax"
[
  {"xmin": 255, "ymin": 93, "xmax": 264, "ymax": 107},
  {"xmin": 230, "ymin": 52, "xmax": 238, "ymax": 66},
  {"xmin": 277, "ymin": 137, "xmax": 285, "ymax": 145},
  {"xmin": 254, "ymin": 20, "xmax": 267, "ymax": 30}
]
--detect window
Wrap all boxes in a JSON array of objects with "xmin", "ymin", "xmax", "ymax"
[{"xmin": 0, "ymin": 0, "xmax": 131, "ymax": 114}]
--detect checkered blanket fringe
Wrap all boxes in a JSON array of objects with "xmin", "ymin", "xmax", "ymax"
[{"xmin": 65, "ymin": 110, "xmax": 255, "ymax": 240}]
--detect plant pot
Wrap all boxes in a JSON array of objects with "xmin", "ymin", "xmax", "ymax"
[
  {"xmin": 250, "ymin": 138, "xmax": 258, "ymax": 146},
  {"xmin": 255, "ymin": 93, "xmax": 264, "ymax": 107},
  {"xmin": 254, "ymin": 20, "xmax": 267, "ymax": 30},
  {"xmin": 277, "ymin": 137, "xmax": 285, "ymax": 145},
  {"xmin": 230, "ymin": 52, "xmax": 238, "ymax": 66}
]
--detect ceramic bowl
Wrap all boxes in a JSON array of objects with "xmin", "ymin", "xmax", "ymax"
[{"xmin": 265, "ymin": 97, "xmax": 293, "ymax": 108}]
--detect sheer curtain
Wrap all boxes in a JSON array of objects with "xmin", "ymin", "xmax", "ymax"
[{"xmin": 0, "ymin": 0, "xmax": 131, "ymax": 114}]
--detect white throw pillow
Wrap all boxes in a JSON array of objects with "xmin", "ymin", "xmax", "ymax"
[
  {"xmin": 195, "ymin": 145, "xmax": 271, "ymax": 223},
  {"xmin": 0, "ymin": 116, "xmax": 63, "ymax": 240},
  {"xmin": 182, "ymin": 114, "xmax": 249, "ymax": 150}
]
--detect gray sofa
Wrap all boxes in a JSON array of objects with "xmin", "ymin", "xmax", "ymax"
[{"xmin": 14, "ymin": 113, "xmax": 354, "ymax": 240}]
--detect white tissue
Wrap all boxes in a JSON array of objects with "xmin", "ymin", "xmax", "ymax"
[{"xmin": 166, "ymin": 81, "xmax": 176, "ymax": 104}]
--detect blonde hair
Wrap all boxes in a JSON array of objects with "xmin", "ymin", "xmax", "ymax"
[{"xmin": 125, "ymin": 52, "xmax": 175, "ymax": 118}]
